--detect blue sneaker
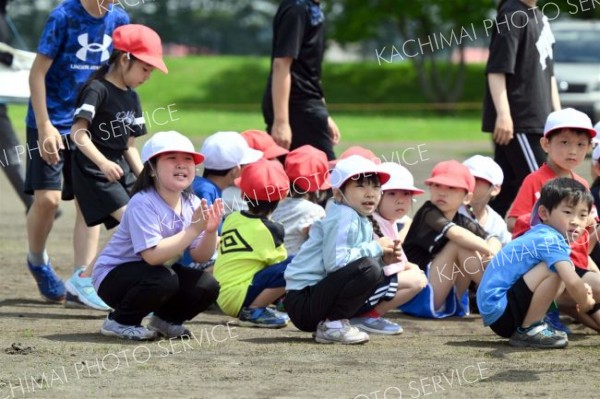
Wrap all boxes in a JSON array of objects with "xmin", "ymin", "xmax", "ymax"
[
  {"xmin": 65, "ymin": 268, "xmax": 110, "ymax": 311},
  {"xmin": 544, "ymin": 309, "xmax": 571, "ymax": 336},
  {"xmin": 27, "ymin": 260, "xmax": 66, "ymax": 303},
  {"xmin": 239, "ymin": 307, "xmax": 288, "ymax": 328}
]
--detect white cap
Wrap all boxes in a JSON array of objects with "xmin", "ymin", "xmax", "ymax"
[
  {"xmin": 593, "ymin": 136, "xmax": 600, "ymax": 163},
  {"xmin": 200, "ymin": 131, "xmax": 263, "ymax": 170},
  {"xmin": 141, "ymin": 131, "xmax": 204, "ymax": 164},
  {"xmin": 379, "ymin": 162, "xmax": 424, "ymax": 194},
  {"xmin": 329, "ymin": 155, "xmax": 390, "ymax": 189},
  {"xmin": 462, "ymin": 155, "xmax": 504, "ymax": 186},
  {"xmin": 543, "ymin": 108, "xmax": 596, "ymax": 138}
]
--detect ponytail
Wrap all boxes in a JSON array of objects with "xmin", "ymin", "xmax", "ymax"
[{"xmin": 367, "ymin": 214, "xmax": 384, "ymax": 238}]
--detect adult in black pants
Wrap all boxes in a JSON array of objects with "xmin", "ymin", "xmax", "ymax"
[
  {"xmin": 482, "ymin": 0, "xmax": 561, "ymax": 220},
  {"xmin": 262, "ymin": 0, "xmax": 340, "ymax": 161},
  {"xmin": 0, "ymin": 0, "xmax": 33, "ymax": 210}
]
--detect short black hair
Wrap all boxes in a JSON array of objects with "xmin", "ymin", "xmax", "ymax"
[
  {"xmin": 538, "ymin": 177, "xmax": 593, "ymax": 214},
  {"xmin": 545, "ymin": 128, "xmax": 593, "ymax": 142},
  {"xmin": 245, "ymin": 198, "xmax": 279, "ymax": 216}
]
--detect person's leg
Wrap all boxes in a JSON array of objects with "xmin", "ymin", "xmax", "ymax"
[
  {"xmin": 289, "ymin": 102, "xmax": 335, "ymax": 161},
  {"xmin": 490, "ymin": 133, "xmax": 545, "ymax": 218},
  {"xmin": 374, "ymin": 268, "xmax": 428, "ymax": 315},
  {"xmin": 521, "ymin": 263, "xmax": 563, "ymax": 327},
  {"xmin": 284, "ymin": 257, "xmax": 383, "ymax": 332},
  {"xmin": 0, "ymin": 104, "xmax": 33, "ymax": 209},
  {"xmin": 428, "ymin": 242, "xmax": 483, "ymax": 311},
  {"xmin": 557, "ymin": 270, "xmax": 600, "ymax": 332}
]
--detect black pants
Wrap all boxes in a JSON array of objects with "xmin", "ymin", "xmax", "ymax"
[
  {"xmin": 0, "ymin": 104, "xmax": 33, "ymax": 209},
  {"xmin": 491, "ymin": 133, "xmax": 545, "ymax": 218},
  {"xmin": 98, "ymin": 262, "xmax": 220, "ymax": 326},
  {"xmin": 263, "ymin": 98, "xmax": 335, "ymax": 161},
  {"xmin": 284, "ymin": 257, "xmax": 384, "ymax": 332}
]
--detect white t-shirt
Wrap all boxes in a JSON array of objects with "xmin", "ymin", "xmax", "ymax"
[
  {"xmin": 459, "ymin": 204, "xmax": 511, "ymax": 245},
  {"xmin": 272, "ymin": 197, "xmax": 326, "ymax": 256}
]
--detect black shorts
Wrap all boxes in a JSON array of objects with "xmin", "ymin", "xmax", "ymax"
[
  {"xmin": 263, "ymin": 99, "xmax": 335, "ymax": 161},
  {"xmin": 489, "ymin": 276, "xmax": 534, "ymax": 338},
  {"xmin": 24, "ymin": 127, "xmax": 74, "ymax": 200},
  {"xmin": 72, "ymin": 149, "xmax": 135, "ymax": 229},
  {"xmin": 575, "ymin": 267, "xmax": 589, "ymax": 278}
]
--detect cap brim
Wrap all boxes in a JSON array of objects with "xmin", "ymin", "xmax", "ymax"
[
  {"xmin": 239, "ymin": 148, "xmax": 264, "ymax": 165},
  {"xmin": 150, "ymin": 150, "xmax": 204, "ymax": 165},
  {"xmin": 263, "ymin": 146, "xmax": 289, "ymax": 159},
  {"xmin": 424, "ymin": 176, "xmax": 469, "ymax": 191},
  {"xmin": 136, "ymin": 54, "xmax": 168, "ymax": 74},
  {"xmin": 383, "ymin": 185, "xmax": 425, "ymax": 195},
  {"xmin": 545, "ymin": 126, "xmax": 596, "ymax": 138}
]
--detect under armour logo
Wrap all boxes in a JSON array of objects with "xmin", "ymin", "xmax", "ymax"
[{"xmin": 76, "ymin": 34, "xmax": 112, "ymax": 62}]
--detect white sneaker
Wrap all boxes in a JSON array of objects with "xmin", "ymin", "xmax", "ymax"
[
  {"xmin": 314, "ymin": 319, "xmax": 369, "ymax": 344},
  {"xmin": 100, "ymin": 317, "xmax": 156, "ymax": 341},
  {"xmin": 147, "ymin": 315, "xmax": 191, "ymax": 338}
]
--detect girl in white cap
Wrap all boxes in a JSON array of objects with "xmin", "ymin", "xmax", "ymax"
[
  {"xmin": 91, "ymin": 131, "xmax": 223, "ymax": 340},
  {"xmin": 347, "ymin": 162, "xmax": 428, "ymax": 335},
  {"xmin": 65, "ymin": 24, "xmax": 169, "ymax": 311},
  {"xmin": 284, "ymin": 155, "xmax": 402, "ymax": 344}
]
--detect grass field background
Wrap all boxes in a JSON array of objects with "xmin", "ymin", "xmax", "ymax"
[{"xmin": 6, "ymin": 56, "xmax": 489, "ymax": 144}]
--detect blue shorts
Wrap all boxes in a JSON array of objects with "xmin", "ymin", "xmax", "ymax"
[
  {"xmin": 242, "ymin": 257, "xmax": 292, "ymax": 308},
  {"xmin": 24, "ymin": 127, "xmax": 74, "ymax": 200}
]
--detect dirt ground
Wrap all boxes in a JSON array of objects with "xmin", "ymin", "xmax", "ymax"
[{"xmin": 1, "ymin": 140, "xmax": 600, "ymax": 399}]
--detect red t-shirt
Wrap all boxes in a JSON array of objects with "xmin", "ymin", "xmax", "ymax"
[{"xmin": 508, "ymin": 164, "xmax": 590, "ymax": 269}]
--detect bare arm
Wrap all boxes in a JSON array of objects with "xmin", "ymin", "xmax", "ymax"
[
  {"xmin": 124, "ymin": 137, "xmax": 143, "ymax": 177},
  {"xmin": 506, "ymin": 216, "xmax": 516, "ymax": 232},
  {"xmin": 445, "ymin": 225, "xmax": 494, "ymax": 256},
  {"xmin": 555, "ymin": 260, "xmax": 595, "ymax": 312},
  {"xmin": 270, "ymin": 56, "xmax": 293, "ymax": 149},
  {"xmin": 71, "ymin": 119, "xmax": 124, "ymax": 182},
  {"xmin": 488, "ymin": 73, "xmax": 513, "ymax": 146},
  {"xmin": 29, "ymin": 54, "xmax": 63, "ymax": 164}
]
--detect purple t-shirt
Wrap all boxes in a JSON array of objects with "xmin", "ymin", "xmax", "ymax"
[{"xmin": 92, "ymin": 189, "xmax": 203, "ymax": 291}]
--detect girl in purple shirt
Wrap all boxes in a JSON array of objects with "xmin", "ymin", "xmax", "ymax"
[{"xmin": 92, "ymin": 131, "xmax": 223, "ymax": 340}]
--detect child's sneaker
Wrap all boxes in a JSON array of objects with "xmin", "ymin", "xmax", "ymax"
[
  {"xmin": 100, "ymin": 316, "xmax": 156, "ymax": 341},
  {"xmin": 509, "ymin": 321, "xmax": 567, "ymax": 349},
  {"xmin": 148, "ymin": 315, "xmax": 191, "ymax": 338},
  {"xmin": 27, "ymin": 260, "xmax": 66, "ymax": 303},
  {"xmin": 239, "ymin": 307, "xmax": 288, "ymax": 328},
  {"xmin": 544, "ymin": 309, "xmax": 571, "ymax": 335},
  {"xmin": 350, "ymin": 316, "xmax": 403, "ymax": 335},
  {"xmin": 65, "ymin": 268, "xmax": 111, "ymax": 311},
  {"xmin": 314, "ymin": 320, "xmax": 370, "ymax": 344}
]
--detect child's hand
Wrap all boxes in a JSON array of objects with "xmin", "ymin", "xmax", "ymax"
[
  {"xmin": 204, "ymin": 199, "xmax": 224, "ymax": 233},
  {"xmin": 99, "ymin": 160, "xmax": 124, "ymax": 182},
  {"xmin": 378, "ymin": 237, "xmax": 401, "ymax": 265},
  {"xmin": 39, "ymin": 123, "xmax": 64, "ymax": 165},
  {"xmin": 578, "ymin": 283, "xmax": 595, "ymax": 313}
]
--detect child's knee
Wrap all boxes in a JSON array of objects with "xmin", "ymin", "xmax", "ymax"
[
  {"xmin": 34, "ymin": 191, "xmax": 61, "ymax": 210},
  {"xmin": 202, "ymin": 276, "xmax": 220, "ymax": 303}
]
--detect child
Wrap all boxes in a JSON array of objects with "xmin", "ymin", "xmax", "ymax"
[
  {"xmin": 24, "ymin": 0, "xmax": 128, "ymax": 305},
  {"xmin": 460, "ymin": 155, "xmax": 511, "ymax": 246},
  {"xmin": 350, "ymin": 161, "xmax": 427, "ymax": 335},
  {"xmin": 272, "ymin": 145, "xmax": 328, "ymax": 256},
  {"xmin": 92, "ymin": 131, "xmax": 222, "ymax": 340},
  {"xmin": 478, "ymin": 177, "xmax": 597, "ymax": 348},
  {"xmin": 220, "ymin": 129, "xmax": 289, "ymax": 216},
  {"xmin": 285, "ymin": 155, "xmax": 403, "ymax": 344},
  {"xmin": 401, "ymin": 160, "xmax": 500, "ymax": 318},
  {"xmin": 213, "ymin": 158, "xmax": 292, "ymax": 328},
  {"xmin": 506, "ymin": 108, "xmax": 600, "ymax": 332}
]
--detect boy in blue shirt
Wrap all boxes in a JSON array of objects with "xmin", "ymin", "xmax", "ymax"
[
  {"xmin": 478, "ymin": 177, "xmax": 597, "ymax": 349},
  {"xmin": 25, "ymin": 0, "xmax": 128, "ymax": 307}
]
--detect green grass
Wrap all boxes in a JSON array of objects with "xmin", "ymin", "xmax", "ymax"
[{"xmin": 7, "ymin": 55, "xmax": 487, "ymax": 142}]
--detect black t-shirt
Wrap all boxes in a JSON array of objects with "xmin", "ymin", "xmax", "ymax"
[
  {"xmin": 403, "ymin": 201, "xmax": 488, "ymax": 269},
  {"xmin": 482, "ymin": 0, "xmax": 555, "ymax": 135},
  {"xmin": 263, "ymin": 0, "xmax": 325, "ymax": 107},
  {"xmin": 73, "ymin": 78, "xmax": 146, "ymax": 156}
]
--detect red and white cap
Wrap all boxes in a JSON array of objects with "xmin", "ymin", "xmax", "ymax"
[
  {"xmin": 424, "ymin": 160, "xmax": 475, "ymax": 193},
  {"xmin": 285, "ymin": 145, "xmax": 331, "ymax": 193},
  {"xmin": 141, "ymin": 131, "xmax": 203, "ymax": 164},
  {"xmin": 329, "ymin": 155, "xmax": 390, "ymax": 189},
  {"xmin": 543, "ymin": 108, "xmax": 596, "ymax": 138},
  {"xmin": 112, "ymin": 24, "xmax": 168, "ymax": 74},
  {"xmin": 237, "ymin": 159, "xmax": 290, "ymax": 202},
  {"xmin": 379, "ymin": 162, "xmax": 424, "ymax": 194},
  {"xmin": 241, "ymin": 130, "xmax": 289, "ymax": 159}
]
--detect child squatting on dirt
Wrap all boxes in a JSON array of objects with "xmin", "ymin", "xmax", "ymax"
[
  {"xmin": 478, "ymin": 177, "xmax": 598, "ymax": 349},
  {"xmin": 92, "ymin": 131, "xmax": 223, "ymax": 340}
]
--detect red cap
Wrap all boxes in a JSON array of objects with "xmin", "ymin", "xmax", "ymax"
[
  {"xmin": 112, "ymin": 24, "xmax": 168, "ymax": 74},
  {"xmin": 424, "ymin": 160, "xmax": 475, "ymax": 193},
  {"xmin": 238, "ymin": 159, "xmax": 289, "ymax": 202},
  {"xmin": 241, "ymin": 130, "xmax": 289, "ymax": 159},
  {"xmin": 329, "ymin": 146, "xmax": 381, "ymax": 168},
  {"xmin": 285, "ymin": 145, "xmax": 331, "ymax": 193}
]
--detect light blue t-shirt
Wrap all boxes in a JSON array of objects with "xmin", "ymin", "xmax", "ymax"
[
  {"xmin": 26, "ymin": 0, "xmax": 129, "ymax": 133},
  {"xmin": 92, "ymin": 189, "xmax": 203, "ymax": 291},
  {"xmin": 477, "ymin": 224, "xmax": 572, "ymax": 326},
  {"xmin": 284, "ymin": 201, "xmax": 382, "ymax": 291}
]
